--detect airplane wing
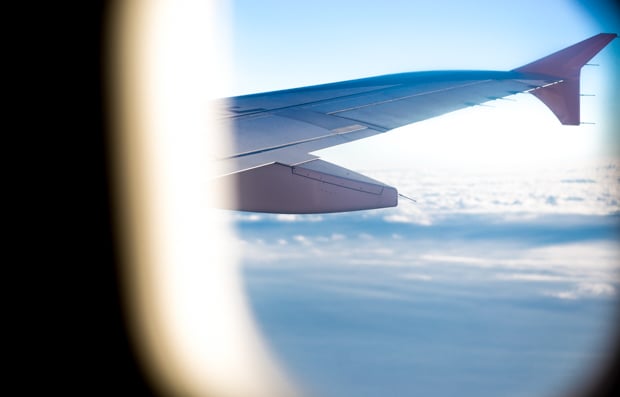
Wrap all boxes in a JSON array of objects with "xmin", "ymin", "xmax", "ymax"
[{"xmin": 214, "ymin": 33, "xmax": 616, "ymax": 214}]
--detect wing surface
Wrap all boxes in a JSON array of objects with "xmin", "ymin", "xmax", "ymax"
[{"xmin": 214, "ymin": 33, "xmax": 616, "ymax": 213}]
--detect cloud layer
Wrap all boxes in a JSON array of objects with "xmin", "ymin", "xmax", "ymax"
[{"xmin": 230, "ymin": 160, "xmax": 619, "ymax": 301}]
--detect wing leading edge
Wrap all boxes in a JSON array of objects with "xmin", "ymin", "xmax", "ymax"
[{"xmin": 215, "ymin": 33, "xmax": 617, "ymax": 214}]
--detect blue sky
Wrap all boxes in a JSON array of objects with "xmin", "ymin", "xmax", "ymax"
[
  {"xmin": 227, "ymin": 1, "xmax": 619, "ymax": 396},
  {"xmin": 230, "ymin": 0, "xmax": 619, "ymax": 164},
  {"xmin": 231, "ymin": 1, "xmax": 603, "ymax": 92}
]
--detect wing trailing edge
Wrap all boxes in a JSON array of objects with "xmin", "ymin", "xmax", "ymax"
[{"xmin": 513, "ymin": 33, "xmax": 617, "ymax": 125}]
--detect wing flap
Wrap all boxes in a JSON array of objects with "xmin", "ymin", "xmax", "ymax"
[{"xmin": 213, "ymin": 160, "xmax": 397, "ymax": 213}]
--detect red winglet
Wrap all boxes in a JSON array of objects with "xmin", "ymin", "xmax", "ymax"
[{"xmin": 513, "ymin": 33, "xmax": 617, "ymax": 125}]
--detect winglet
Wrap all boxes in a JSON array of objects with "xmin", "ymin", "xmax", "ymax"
[{"xmin": 512, "ymin": 33, "xmax": 617, "ymax": 125}]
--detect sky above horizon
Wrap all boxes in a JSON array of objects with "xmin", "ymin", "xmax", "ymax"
[
  {"xmin": 230, "ymin": 0, "xmax": 619, "ymax": 166},
  {"xmin": 227, "ymin": 1, "xmax": 619, "ymax": 396}
]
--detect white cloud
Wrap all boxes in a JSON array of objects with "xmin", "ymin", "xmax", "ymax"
[
  {"xmin": 545, "ymin": 290, "xmax": 579, "ymax": 300},
  {"xmin": 234, "ymin": 213, "xmax": 263, "ymax": 222},
  {"xmin": 345, "ymin": 258, "xmax": 411, "ymax": 266},
  {"xmin": 293, "ymin": 235, "xmax": 312, "ymax": 245},
  {"xmin": 576, "ymin": 282, "xmax": 616, "ymax": 297},
  {"xmin": 330, "ymin": 233, "xmax": 346, "ymax": 241},
  {"xmin": 494, "ymin": 273, "xmax": 570, "ymax": 282},
  {"xmin": 371, "ymin": 248, "xmax": 394, "ymax": 256},
  {"xmin": 272, "ymin": 214, "xmax": 325, "ymax": 222},
  {"xmin": 240, "ymin": 231, "xmax": 618, "ymax": 286},
  {"xmin": 383, "ymin": 214, "xmax": 412, "ymax": 223},
  {"xmin": 420, "ymin": 254, "xmax": 493, "ymax": 267},
  {"xmin": 317, "ymin": 284, "xmax": 407, "ymax": 301},
  {"xmin": 545, "ymin": 283, "xmax": 616, "ymax": 300},
  {"xmin": 369, "ymin": 159, "xmax": 620, "ymax": 224},
  {"xmin": 276, "ymin": 214, "xmax": 299, "ymax": 222},
  {"xmin": 420, "ymin": 241, "xmax": 619, "ymax": 277},
  {"xmin": 383, "ymin": 213, "xmax": 432, "ymax": 225},
  {"xmin": 401, "ymin": 273, "xmax": 433, "ymax": 281}
]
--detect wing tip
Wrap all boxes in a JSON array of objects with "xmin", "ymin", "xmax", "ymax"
[
  {"xmin": 513, "ymin": 33, "xmax": 617, "ymax": 78},
  {"xmin": 515, "ymin": 33, "xmax": 616, "ymax": 125}
]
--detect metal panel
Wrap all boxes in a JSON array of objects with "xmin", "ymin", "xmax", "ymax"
[
  {"xmin": 229, "ymin": 85, "xmax": 395, "ymax": 114},
  {"xmin": 274, "ymin": 108, "xmax": 362, "ymax": 131},
  {"xmin": 212, "ymin": 162, "xmax": 397, "ymax": 213},
  {"xmin": 333, "ymin": 79, "xmax": 545, "ymax": 130},
  {"xmin": 293, "ymin": 160, "xmax": 387, "ymax": 195},
  {"xmin": 233, "ymin": 114, "xmax": 331, "ymax": 155}
]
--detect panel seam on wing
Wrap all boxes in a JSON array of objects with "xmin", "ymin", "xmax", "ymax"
[
  {"xmin": 222, "ymin": 125, "xmax": 372, "ymax": 160},
  {"xmin": 326, "ymin": 80, "xmax": 493, "ymax": 114},
  {"xmin": 292, "ymin": 166, "xmax": 385, "ymax": 195}
]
